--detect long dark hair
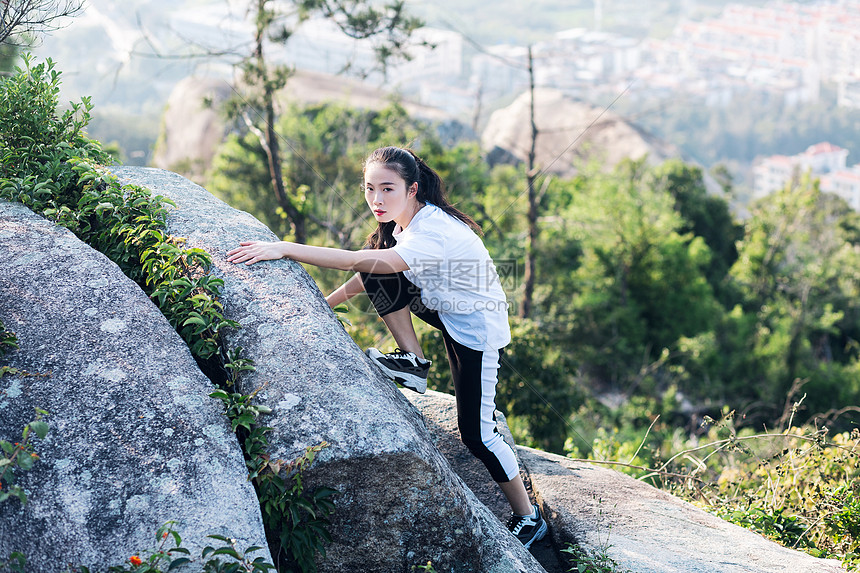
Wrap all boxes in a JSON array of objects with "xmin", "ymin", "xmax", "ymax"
[{"xmin": 363, "ymin": 146, "xmax": 482, "ymax": 249}]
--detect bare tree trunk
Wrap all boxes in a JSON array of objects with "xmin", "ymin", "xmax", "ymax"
[
  {"xmin": 519, "ymin": 45, "xmax": 538, "ymax": 319},
  {"xmin": 471, "ymin": 80, "xmax": 483, "ymax": 135},
  {"xmin": 249, "ymin": 0, "xmax": 306, "ymax": 243}
]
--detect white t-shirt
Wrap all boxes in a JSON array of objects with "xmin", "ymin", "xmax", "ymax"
[{"xmin": 391, "ymin": 203, "xmax": 512, "ymax": 351}]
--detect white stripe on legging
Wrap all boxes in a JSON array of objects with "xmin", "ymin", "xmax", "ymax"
[{"xmin": 478, "ymin": 348, "xmax": 520, "ymax": 481}]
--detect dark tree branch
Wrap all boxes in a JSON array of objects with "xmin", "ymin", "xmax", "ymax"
[{"xmin": 0, "ymin": 0, "xmax": 84, "ymax": 46}]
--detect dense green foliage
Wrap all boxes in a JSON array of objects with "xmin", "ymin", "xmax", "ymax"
[
  {"xmin": 69, "ymin": 522, "xmax": 274, "ymax": 573},
  {"xmin": 208, "ymin": 101, "xmax": 426, "ymax": 245},
  {"xmin": 0, "ymin": 55, "xmax": 239, "ymax": 370},
  {"xmin": 0, "ymin": 406, "xmax": 48, "ymax": 507},
  {"xmin": 0, "ymin": 320, "xmax": 17, "ymax": 358},
  {"xmin": 209, "ymin": 389, "xmax": 337, "ymax": 573}
]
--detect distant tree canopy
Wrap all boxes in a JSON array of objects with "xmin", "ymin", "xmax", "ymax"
[
  {"xmin": 216, "ymin": 0, "xmax": 421, "ymax": 244},
  {"xmin": 206, "ymin": 101, "xmax": 428, "ymax": 247}
]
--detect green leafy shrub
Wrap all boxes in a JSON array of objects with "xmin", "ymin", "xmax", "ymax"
[
  {"xmin": 1, "ymin": 54, "xmax": 336, "ymax": 570},
  {"xmin": 0, "ymin": 407, "xmax": 49, "ymax": 506},
  {"xmin": 697, "ymin": 423, "xmax": 860, "ymax": 569},
  {"xmin": 566, "ymin": 392, "xmax": 859, "ymax": 569},
  {"xmin": 0, "ymin": 404, "xmax": 49, "ymax": 573},
  {"xmin": 69, "ymin": 521, "xmax": 274, "ymax": 573},
  {"xmin": 0, "ymin": 56, "xmax": 109, "ymax": 201},
  {"xmin": 0, "ymin": 551, "xmax": 25, "ymax": 573},
  {"xmin": 0, "ymin": 320, "xmax": 18, "ymax": 358},
  {"xmin": 0, "ymin": 55, "xmax": 237, "ymax": 370},
  {"xmin": 209, "ymin": 389, "xmax": 337, "ymax": 573},
  {"xmin": 590, "ymin": 406, "xmax": 860, "ymax": 568}
]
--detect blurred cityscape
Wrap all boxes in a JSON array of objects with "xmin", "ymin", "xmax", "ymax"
[
  {"xmin": 271, "ymin": 1, "xmax": 860, "ymax": 115},
  {"xmin": 31, "ymin": 0, "xmax": 860, "ymax": 203}
]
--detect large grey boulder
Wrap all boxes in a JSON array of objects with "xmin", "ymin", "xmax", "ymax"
[
  {"xmin": 0, "ymin": 200, "xmax": 270, "ymax": 571},
  {"xmin": 519, "ymin": 447, "xmax": 845, "ymax": 573},
  {"xmin": 110, "ymin": 167, "xmax": 544, "ymax": 572}
]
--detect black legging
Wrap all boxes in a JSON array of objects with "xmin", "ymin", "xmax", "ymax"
[{"xmin": 361, "ymin": 272, "xmax": 519, "ymax": 483}]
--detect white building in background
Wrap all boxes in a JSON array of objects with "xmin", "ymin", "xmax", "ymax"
[
  {"xmin": 837, "ymin": 78, "xmax": 860, "ymax": 109},
  {"xmin": 468, "ymin": 28, "xmax": 643, "ymax": 108},
  {"xmin": 641, "ymin": 1, "xmax": 860, "ymax": 109},
  {"xmin": 654, "ymin": 3, "xmax": 823, "ymax": 107},
  {"xmin": 821, "ymin": 167, "xmax": 860, "ymax": 211},
  {"xmin": 534, "ymin": 28, "xmax": 641, "ymax": 93},
  {"xmin": 752, "ymin": 142, "xmax": 849, "ymax": 198},
  {"xmin": 470, "ymin": 45, "xmax": 531, "ymax": 103},
  {"xmin": 753, "ymin": 141, "xmax": 860, "ymax": 211}
]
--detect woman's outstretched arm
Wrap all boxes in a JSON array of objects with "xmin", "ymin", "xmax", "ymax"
[{"xmin": 226, "ymin": 240, "xmax": 408, "ymax": 275}]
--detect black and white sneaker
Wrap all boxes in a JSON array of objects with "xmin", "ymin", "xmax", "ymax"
[
  {"xmin": 507, "ymin": 504, "xmax": 548, "ymax": 549},
  {"xmin": 365, "ymin": 347, "xmax": 430, "ymax": 394}
]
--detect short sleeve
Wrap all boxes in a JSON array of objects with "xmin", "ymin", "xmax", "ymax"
[{"xmin": 391, "ymin": 227, "xmax": 446, "ymax": 271}]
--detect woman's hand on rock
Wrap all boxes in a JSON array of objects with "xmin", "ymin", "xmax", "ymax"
[{"xmin": 226, "ymin": 241, "xmax": 289, "ymax": 265}]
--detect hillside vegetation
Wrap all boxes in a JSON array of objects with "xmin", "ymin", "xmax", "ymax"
[{"xmin": 2, "ymin": 40, "xmax": 858, "ymax": 569}]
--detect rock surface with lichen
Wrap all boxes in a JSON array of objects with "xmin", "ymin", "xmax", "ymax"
[{"xmin": 0, "ymin": 199, "xmax": 270, "ymax": 571}]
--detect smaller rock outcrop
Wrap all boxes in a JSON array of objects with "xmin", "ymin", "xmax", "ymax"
[
  {"xmin": 410, "ymin": 389, "xmax": 848, "ymax": 573},
  {"xmin": 407, "ymin": 391, "xmax": 566, "ymax": 573},
  {"xmin": 520, "ymin": 447, "xmax": 845, "ymax": 573},
  {"xmin": 481, "ymin": 88, "xmax": 678, "ymax": 177},
  {"xmin": 152, "ymin": 77, "xmax": 234, "ymax": 180},
  {"xmin": 0, "ymin": 200, "xmax": 269, "ymax": 571}
]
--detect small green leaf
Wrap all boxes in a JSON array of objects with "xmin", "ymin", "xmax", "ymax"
[
  {"xmin": 29, "ymin": 420, "xmax": 49, "ymax": 439},
  {"xmin": 211, "ymin": 547, "xmax": 241, "ymax": 559},
  {"xmin": 17, "ymin": 454, "xmax": 35, "ymax": 470},
  {"xmin": 209, "ymin": 390, "xmax": 229, "ymax": 400},
  {"xmin": 167, "ymin": 557, "xmax": 191, "ymax": 570},
  {"xmin": 168, "ymin": 547, "xmax": 190, "ymax": 555}
]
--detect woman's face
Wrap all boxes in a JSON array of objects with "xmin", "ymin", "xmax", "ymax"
[{"xmin": 364, "ymin": 163, "xmax": 417, "ymax": 226}]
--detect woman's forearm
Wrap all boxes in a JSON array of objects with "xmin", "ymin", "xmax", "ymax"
[
  {"xmin": 226, "ymin": 240, "xmax": 407, "ymax": 274},
  {"xmin": 326, "ymin": 273, "xmax": 365, "ymax": 308},
  {"xmin": 285, "ymin": 242, "xmax": 406, "ymax": 274}
]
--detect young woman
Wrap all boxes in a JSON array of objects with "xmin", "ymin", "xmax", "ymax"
[{"xmin": 226, "ymin": 146, "xmax": 547, "ymax": 548}]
